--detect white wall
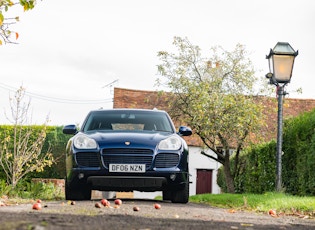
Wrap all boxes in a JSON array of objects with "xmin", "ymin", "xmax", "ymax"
[{"xmin": 189, "ymin": 146, "xmax": 221, "ymax": 195}]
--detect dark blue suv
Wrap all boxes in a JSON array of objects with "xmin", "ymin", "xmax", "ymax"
[{"xmin": 63, "ymin": 109, "xmax": 192, "ymax": 203}]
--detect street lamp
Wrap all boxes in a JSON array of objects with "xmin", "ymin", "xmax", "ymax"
[{"xmin": 266, "ymin": 42, "xmax": 298, "ymax": 192}]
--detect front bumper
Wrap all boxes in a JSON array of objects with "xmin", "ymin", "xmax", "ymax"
[
  {"xmin": 68, "ymin": 169, "xmax": 188, "ymax": 192},
  {"xmin": 87, "ymin": 176, "xmax": 166, "ymax": 191}
]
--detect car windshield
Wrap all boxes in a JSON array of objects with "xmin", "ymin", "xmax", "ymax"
[{"xmin": 82, "ymin": 110, "xmax": 174, "ymax": 133}]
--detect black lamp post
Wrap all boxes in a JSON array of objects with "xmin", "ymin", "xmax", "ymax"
[{"xmin": 266, "ymin": 42, "xmax": 298, "ymax": 192}]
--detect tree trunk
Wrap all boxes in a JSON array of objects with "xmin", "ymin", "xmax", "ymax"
[{"xmin": 223, "ymin": 153, "xmax": 235, "ymax": 193}]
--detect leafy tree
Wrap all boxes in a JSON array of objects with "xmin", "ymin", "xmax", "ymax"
[
  {"xmin": 0, "ymin": 0, "xmax": 36, "ymax": 45},
  {"xmin": 0, "ymin": 86, "xmax": 54, "ymax": 187},
  {"xmin": 31, "ymin": 126, "xmax": 69, "ymax": 179},
  {"xmin": 157, "ymin": 37, "xmax": 266, "ymax": 193}
]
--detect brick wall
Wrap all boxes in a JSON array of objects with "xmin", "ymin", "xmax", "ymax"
[{"xmin": 113, "ymin": 87, "xmax": 170, "ymax": 110}]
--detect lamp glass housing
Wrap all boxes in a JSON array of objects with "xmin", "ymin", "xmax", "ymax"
[
  {"xmin": 267, "ymin": 42, "xmax": 298, "ymax": 84},
  {"xmin": 272, "ymin": 55, "xmax": 295, "ymax": 83}
]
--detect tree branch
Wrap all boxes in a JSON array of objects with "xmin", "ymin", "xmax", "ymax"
[{"xmin": 201, "ymin": 150, "xmax": 224, "ymax": 164}]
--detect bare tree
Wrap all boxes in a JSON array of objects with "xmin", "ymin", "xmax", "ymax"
[{"xmin": 0, "ymin": 86, "xmax": 54, "ymax": 187}]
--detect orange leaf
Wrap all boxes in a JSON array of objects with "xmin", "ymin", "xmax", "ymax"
[
  {"xmin": 0, "ymin": 40, "xmax": 2, "ymax": 46},
  {"xmin": 15, "ymin": 32, "xmax": 19, "ymax": 40}
]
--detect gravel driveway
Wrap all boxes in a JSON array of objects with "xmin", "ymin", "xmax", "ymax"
[{"xmin": 0, "ymin": 199, "xmax": 314, "ymax": 229}]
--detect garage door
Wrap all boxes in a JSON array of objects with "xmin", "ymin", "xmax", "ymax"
[{"xmin": 196, "ymin": 169, "xmax": 212, "ymax": 194}]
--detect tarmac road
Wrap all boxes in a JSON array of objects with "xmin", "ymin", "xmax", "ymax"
[{"xmin": 0, "ymin": 199, "xmax": 314, "ymax": 229}]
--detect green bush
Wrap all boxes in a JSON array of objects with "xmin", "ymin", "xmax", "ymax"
[
  {"xmin": 219, "ymin": 108, "xmax": 315, "ymax": 195},
  {"xmin": 30, "ymin": 126, "xmax": 69, "ymax": 179},
  {"xmin": 218, "ymin": 142, "xmax": 276, "ymax": 194},
  {"xmin": 242, "ymin": 142, "xmax": 276, "ymax": 193},
  {"xmin": 0, "ymin": 179, "xmax": 64, "ymax": 200},
  {"xmin": 0, "ymin": 125, "xmax": 69, "ymax": 181},
  {"xmin": 282, "ymin": 110, "xmax": 315, "ymax": 195}
]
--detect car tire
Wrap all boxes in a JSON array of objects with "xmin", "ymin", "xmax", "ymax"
[
  {"xmin": 162, "ymin": 190, "xmax": 172, "ymax": 201},
  {"xmin": 170, "ymin": 180, "xmax": 189, "ymax": 204},
  {"xmin": 65, "ymin": 183, "xmax": 91, "ymax": 200}
]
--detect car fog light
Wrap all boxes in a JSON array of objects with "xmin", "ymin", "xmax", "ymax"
[
  {"xmin": 170, "ymin": 174, "xmax": 176, "ymax": 181},
  {"xmin": 78, "ymin": 173, "xmax": 84, "ymax": 179}
]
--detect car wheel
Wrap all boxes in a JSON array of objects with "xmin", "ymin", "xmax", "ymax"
[
  {"xmin": 170, "ymin": 181, "xmax": 189, "ymax": 204},
  {"xmin": 65, "ymin": 183, "xmax": 91, "ymax": 200},
  {"xmin": 162, "ymin": 190, "xmax": 172, "ymax": 201}
]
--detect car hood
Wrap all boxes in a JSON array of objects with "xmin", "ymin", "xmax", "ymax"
[{"xmin": 83, "ymin": 131, "xmax": 175, "ymax": 149}]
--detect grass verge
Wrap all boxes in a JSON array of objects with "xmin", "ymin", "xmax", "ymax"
[{"xmin": 189, "ymin": 192, "xmax": 315, "ymax": 216}]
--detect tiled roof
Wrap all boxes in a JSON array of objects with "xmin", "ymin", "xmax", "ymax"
[{"xmin": 113, "ymin": 87, "xmax": 315, "ymax": 146}]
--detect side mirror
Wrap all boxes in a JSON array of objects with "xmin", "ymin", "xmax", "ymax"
[
  {"xmin": 63, "ymin": 124, "xmax": 78, "ymax": 135},
  {"xmin": 178, "ymin": 126, "xmax": 192, "ymax": 136}
]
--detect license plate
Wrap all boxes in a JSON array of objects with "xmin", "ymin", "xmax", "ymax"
[{"xmin": 109, "ymin": 164, "xmax": 146, "ymax": 173}]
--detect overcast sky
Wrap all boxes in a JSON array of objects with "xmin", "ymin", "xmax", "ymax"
[{"xmin": 1, "ymin": 0, "xmax": 314, "ymax": 126}]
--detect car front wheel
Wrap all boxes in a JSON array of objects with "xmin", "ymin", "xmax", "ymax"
[
  {"xmin": 65, "ymin": 182, "xmax": 91, "ymax": 200},
  {"xmin": 170, "ymin": 180, "xmax": 189, "ymax": 204},
  {"xmin": 162, "ymin": 190, "xmax": 172, "ymax": 201}
]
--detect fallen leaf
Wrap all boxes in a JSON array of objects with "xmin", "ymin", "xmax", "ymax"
[{"xmin": 228, "ymin": 209, "xmax": 236, "ymax": 213}]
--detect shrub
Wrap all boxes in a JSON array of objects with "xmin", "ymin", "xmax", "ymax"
[
  {"xmin": 223, "ymin": 108, "xmax": 315, "ymax": 195},
  {"xmin": 0, "ymin": 179, "xmax": 64, "ymax": 200}
]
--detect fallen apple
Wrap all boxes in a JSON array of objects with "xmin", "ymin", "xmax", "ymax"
[
  {"xmin": 133, "ymin": 206, "xmax": 140, "ymax": 211},
  {"xmin": 268, "ymin": 209, "xmax": 277, "ymax": 216},
  {"xmin": 36, "ymin": 199, "xmax": 42, "ymax": 203},
  {"xmin": 70, "ymin": 201, "xmax": 76, "ymax": 205},
  {"xmin": 32, "ymin": 203, "xmax": 42, "ymax": 210},
  {"xmin": 154, "ymin": 203, "xmax": 161, "ymax": 209},
  {"xmin": 101, "ymin": 199, "xmax": 107, "ymax": 205},
  {"xmin": 114, "ymin": 199, "xmax": 122, "ymax": 205},
  {"xmin": 101, "ymin": 199, "xmax": 110, "ymax": 206}
]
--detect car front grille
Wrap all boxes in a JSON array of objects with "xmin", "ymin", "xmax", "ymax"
[
  {"xmin": 155, "ymin": 153, "xmax": 179, "ymax": 168},
  {"xmin": 102, "ymin": 148, "xmax": 154, "ymax": 170},
  {"xmin": 75, "ymin": 152, "xmax": 100, "ymax": 167},
  {"xmin": 103, "ymin": 148, "xmax": 152, "ymax": 155},
  {"xmin": 75, "ymin": 149, "xmax": 180, "ymax": 169}
]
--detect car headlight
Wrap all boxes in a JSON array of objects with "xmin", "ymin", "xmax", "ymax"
[
  {"xmin": 158, "ymin": 136, "xmax": 182, "ymax": 150},
  {"xmin": 73, "ymin": 134, "xmax": 98, "ymax": 149}
]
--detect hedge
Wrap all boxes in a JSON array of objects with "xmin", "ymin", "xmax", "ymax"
[
  {"xmin": 0, "ymin": 125, "xmax": 69, "ymax": 181},
  {"xmin": 218, "ymin": 108, "xmax": 315, "ymax": 195}
]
